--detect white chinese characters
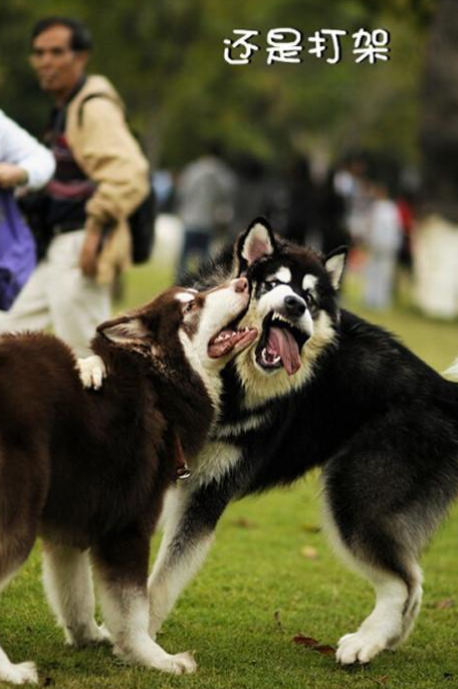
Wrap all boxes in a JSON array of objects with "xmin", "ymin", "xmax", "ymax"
[
  {"xmin": 352, "ymin": 29, "xmax": 390, "ymax": 64},
  {"xmin": 223, "ymin": 29, "xmax": 261, "ymax": 65},
  {"xmin": 266, "ymin": 28, "xmax": 303, "ymax": 65},
  {"xmin": 223, "ymin": 27, "xmax": 391, "ymax": 65}
]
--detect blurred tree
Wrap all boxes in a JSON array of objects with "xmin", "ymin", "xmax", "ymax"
[
  {"xmin": 420, "ymin": 0, "xmax": 458, "ymax": 220},
  {"xmin": 0, "ymin": 0, "xmax": 49, "ymax": 135},
  {"xmin": 0, "ymin": 0, "xmax": 431, "ymax": 168},
  {"xmin": 413, "ymin": 0, "xmax": 458, "ymax": 319}
]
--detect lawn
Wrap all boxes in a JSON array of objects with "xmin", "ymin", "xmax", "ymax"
[{"xmin": 2, "ymin": 253, "xmax": 458, "ymax": 689}]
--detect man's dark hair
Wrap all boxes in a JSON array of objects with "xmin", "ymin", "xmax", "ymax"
[{"xmin": 31, "ymin": 17, "xmax": 92, "ymax": 52}]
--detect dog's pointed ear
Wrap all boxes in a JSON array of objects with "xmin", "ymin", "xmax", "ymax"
[
  {"xmin": 325, "ymin": 246, "xmax": 347, "ymax": 290},
  {"xmin": 234, "ymin": 217, "xmax": 277, "ymax": 274},
  {"xmin": 97, "ymin": 315, "xmax": 149, "ymax": 345}
]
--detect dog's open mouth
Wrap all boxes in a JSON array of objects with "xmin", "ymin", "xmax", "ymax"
[
  {"xmin": 255, "ymin": 313, "xmax": 310, "ymax": 375},
  {"xmin": 208, "ymin": 325, "xmax": 258, "ymax": 359}
]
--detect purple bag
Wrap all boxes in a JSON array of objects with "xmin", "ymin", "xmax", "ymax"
[{"xmin": 0, "ymin": 189, "xmax": 36, "ymax": 311}]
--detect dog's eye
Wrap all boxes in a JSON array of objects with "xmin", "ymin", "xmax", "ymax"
[
  {"xmin": 183, "ymin": 300, "xmax": 197, "ymax": 314},
  {"xmin": 304, "ymin": 291, "xmax": 316, "ymax": 308},
  {"xmin": 266, "ymin": 280, "xmax": 280, "ymax": 290}
]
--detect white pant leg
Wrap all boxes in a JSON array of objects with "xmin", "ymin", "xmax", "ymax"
[
  {"xmin": 0, "ymin": 230, "xmax": 111, "ymax": 357},
  {"xmin": 45, "ymin": 231, "xmax": 111, "ymax": 357},
  {"xmin": 377, "ymin": 254, "xmax": 396, "ymax": 308},
  {"xmin": 0, "ymin": 260, "xmax": 52, "ymax": 334},
  {"xmin": 365, "ymin": 253, "xmax": 395, "ymax": 310}
]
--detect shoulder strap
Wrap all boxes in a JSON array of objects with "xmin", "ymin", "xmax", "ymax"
[
  {"xmin": 76, "ymin": 92, "xmax": 150, "ymax": 172},
  {"xmin": 77, "ymin": 92, "xmax": 120, "ymax": 127}
]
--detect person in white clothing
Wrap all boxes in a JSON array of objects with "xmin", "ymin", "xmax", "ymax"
[
  {"xmin": 364, "ymin": 180, "xmax": 402, "ymax": 310},
  {"xmin": 0, "ymin": 110, "xmax": 55, "ymax": 312},
  {"xmin": 0, "ymin": 110, "xmax": 55, "ymax": 191}
]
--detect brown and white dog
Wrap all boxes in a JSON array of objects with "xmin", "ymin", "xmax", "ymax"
[{"xmin": 0, "ymin": 278, "xmax": 256, "ymax": 684}]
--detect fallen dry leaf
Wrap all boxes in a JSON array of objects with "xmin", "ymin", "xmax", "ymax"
[
  {"xmin": 372, "ymin": 676, "xmax": 390, "ymax": 686},
  {"xmin": 293, "ymin": 634, "xmax": 319, "ymax": 647},
  {"xmin": 301, "ymin": 523, "xmax": 321, "ymax": 534},
  {"xmin": 301, "ymin": 546, "xmax": 319, "ymax": 559},
  {"xmin": 231, "ymin": 517, "xmax": 257, "ymax": 529},
  {"xmin": 313, "ymin": 645, "xmax": 335, "ymax": 656},
  {"xmin": 436, "ymin": 599, "xmax": 455, "ymax": 610},
  {"xmin": 293, "ymin": 634, "xmax": 335, "ymax": 657},
  {"xmin": 274, "ymin": 610, "xmax": 283, "ymax": 630}
]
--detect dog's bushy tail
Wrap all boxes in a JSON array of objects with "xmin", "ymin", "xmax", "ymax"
[{"xmin": 443, "ymin": 358, "xmax": 458, "ymax": 380}]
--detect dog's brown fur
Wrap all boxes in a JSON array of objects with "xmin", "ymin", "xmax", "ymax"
[
  {"xmin": 0, "ymin": 280, "xmax": 254, "ymax": 682},
  {"xmin": 0, "ymin": 296, "xmax": 211, "ymax": 571}
]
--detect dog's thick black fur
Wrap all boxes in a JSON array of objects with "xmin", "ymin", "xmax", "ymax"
[{"xmin": 144, "ymin": 218, "xmax": 458, "ymax": 665}]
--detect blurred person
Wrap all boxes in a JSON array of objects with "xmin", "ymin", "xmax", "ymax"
[
  {"xmin": 364, "ymin": 179, "xmax": 403, "ymax": 310},
  {"xmin": 334, "ymin": 152, "xmax": 372, "ymax": 243},
  {"xmin": 0, "ymin": 110, "xmax": 55, "ymax": 192},
  {"xmin": 230, "ymin": 154, "xmax": 270, "ymax": 235},
  {"xmin": 153, "ymin": 169, "xmax": 175, "ymax": 214},
  {"xmin": 0, "ymin": 17, "xmax": 149, "ymax": 356},
  {"xmin": 318, "ymin": 168, "xmax": 350, "ymax": 255},
  {"xmin": 176, "ymin": 144, "xmax": 236, "ymax": 281},
  {"xmin": 392, "ymin": 188, "xmax": 417, "ymax": 309},
  {"xmin": 396, "ymin": 189, "xmax": 416, "ymax": 272},
  {"xmin": 283, "ymin": 154, "xmax": 319, "ymax": 247},
  {"xmin": 0, "ymin": 110, "xmax": 55, "ymax": 310}
]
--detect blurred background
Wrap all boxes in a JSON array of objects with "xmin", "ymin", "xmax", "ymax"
[{"xmin": 2, "ymin": 0, "xmax": 457, "ymax": 369}]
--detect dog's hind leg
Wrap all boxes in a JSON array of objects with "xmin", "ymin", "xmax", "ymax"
[
  {"xmin": 322, "ymin": 478, "xmax": 423, "ymax": 665},
  {"xmin": 389, "ymin": 566, "xmax": 423, "ymax": 650},
  {"xmin": 335, "ymin": 561, "xmax": 422, "ymax": 665},
  {"xmin": 41, "ymin": 541, "xmax": 108, "ymax": 647},
  {"xmin": 92, "ymin": 526, "xmax": 197, "ymax": 675},
  {"xmin": 0, "ymin": 541, "xmax": 38, "ymax": 684}
]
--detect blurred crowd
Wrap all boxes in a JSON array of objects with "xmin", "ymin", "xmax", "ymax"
[
  {"xmin": 155, "ymin": 148, "xmax": 418, "ymax": 311},
  {"xmin": 1, "ymin": 13, "xmax": 447, "ymax": 348}
]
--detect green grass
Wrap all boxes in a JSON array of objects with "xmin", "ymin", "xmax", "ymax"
[{"xmin": 2, "ymin": 258, "xmax": 458, "ymax": 688}]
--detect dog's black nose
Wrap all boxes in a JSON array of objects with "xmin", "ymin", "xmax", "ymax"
[{"xmin": 284, "ymin": 295, "xmax": 306, "ymax": 317}]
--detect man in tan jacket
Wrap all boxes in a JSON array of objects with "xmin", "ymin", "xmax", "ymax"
[{"xmin": 0, "ymin": 17, "xmax": 149, "ymax": 355}]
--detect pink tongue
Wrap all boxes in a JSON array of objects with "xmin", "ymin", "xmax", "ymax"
[{"xmin": 267, "ymin": 327, "xmax": 301, "ymax": 376}]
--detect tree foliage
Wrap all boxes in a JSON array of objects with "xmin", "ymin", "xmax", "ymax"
[
  {"xmin": 0, "ymin": 0, "xmax": 433, "ymax": 168},
  {"xmin": 419, "ymin": 0, "xmax": 458, "ymax": 220}
]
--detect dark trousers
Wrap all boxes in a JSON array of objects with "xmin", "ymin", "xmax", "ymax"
[{"xmin": 176, "ymin": 227, "xmax": 211, "ymax": 282}]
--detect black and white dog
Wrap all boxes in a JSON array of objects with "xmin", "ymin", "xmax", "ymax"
[{"xmin": 85, "ymin": 217, "xmax": 458, "ymax": 665}]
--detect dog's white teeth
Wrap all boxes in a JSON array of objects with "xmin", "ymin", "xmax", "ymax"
[
  {"xmin": 261, "ymin": 347, "xmax": 281, "ymax": 366},
  {"xmin": 272, "ymin": 314, "xmax": 290, "ymax": 326},
  {"xmin": 213, "ymin": 326, "xmax": 252, "ymax": 345}
]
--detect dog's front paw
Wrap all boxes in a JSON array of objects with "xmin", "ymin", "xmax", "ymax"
[
  {"xmin": 77, "ymin": 355, "xmax": 106, "ymax": 390},
  {"xmin": 0, "ymin": 660, "xmax": 38, "ymax": 685},
  {"xmin": 336, "ymin": 630, "xmax": 387, "ymax": 665},
  {"xmin": 158, "ymin": 651, "xmax": 197, "ymax": 675}
]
